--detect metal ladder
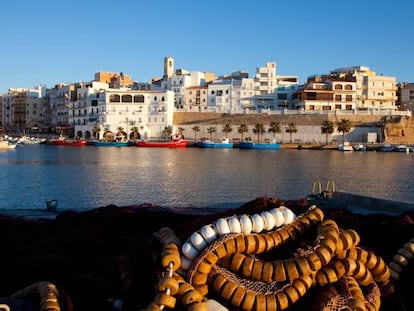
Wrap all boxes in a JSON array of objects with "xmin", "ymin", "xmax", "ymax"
[{"xmin": 312, "ymin": 180, "xmax": 336, "ymax": 197}]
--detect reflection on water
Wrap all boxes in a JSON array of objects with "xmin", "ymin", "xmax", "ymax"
[{"xmin": 0, "ymin": 145, "xmax": 413, "ymax": 212}]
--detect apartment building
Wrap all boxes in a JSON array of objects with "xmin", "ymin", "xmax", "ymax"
[
  {"xmin": 254, "ymin": 62, "xmax": 277, "ymax": 111},
  {"xmin": 47, "ymin": 83, "xmax": 76, "ymax": 134},
  {"xmin": 332, "ymin": 66, "xmax": 398, "ymax": 112},
  {"xmin": 1, "ymin": 86, "xmax": 46, "ymax": 134},
  {"xmin": 292, "ymin": 66, "xmax": 397, "ymax": 113},
  {"xmin": 293, "ymin": 75, "xmax": 357, "ymax": 111},
  {"xmin": 185, "ymin": 86, "xmax": 208, "ymax": 112},
  {"xmin": 398, "ymin": 82, "xmax": 414, "ymax": 111}
]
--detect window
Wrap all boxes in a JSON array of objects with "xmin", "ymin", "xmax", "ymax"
[
  {"xmin": 345, "ymin": 84, "xmax": 353, "ymax": 90},
  {"xmin": 122, "ymin": 95, "xmax": 132, "ymax": 102},
  {"xmin": 109, "ymin": 94, "xmax": 120, "ymax": 102},
  {"xmin": 335, "ymin": 95, "xmax": 341, "ymax": 101},
  {"xmin": 134, "ymin": 95, "xmax": 145, "ymax": 102}
]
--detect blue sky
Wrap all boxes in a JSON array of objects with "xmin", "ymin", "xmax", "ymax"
[{"xmin": 0, "ymin": 0, "xmax": 412, "ymax": 94}]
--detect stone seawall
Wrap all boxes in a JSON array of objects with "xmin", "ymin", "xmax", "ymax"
[{"xmin": 173, "ymin": 112, "xmax": 414, "ymax": 144}]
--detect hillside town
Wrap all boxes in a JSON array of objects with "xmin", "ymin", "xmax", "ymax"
[{"xmin": 1, "ymin": 57, "xmax": 413, "ymax": 142}]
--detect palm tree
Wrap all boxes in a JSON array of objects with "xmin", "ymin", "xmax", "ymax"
[
  {"xmin": 222, "ymin": 123, "xmax": 233, "ymax": 138},
  {"xmin": 162, "ymin": 126, "xmax": 172, "ymax": 139},
  {"xmin": 206, "ymin": 126, "xmax": 216, "ymax": 141},
  {"xmin": 337, "ymin": 119, "xmax": 352, "ymax": 143},
  {"xmin": 253, "ymin": 123, "xmax": 265, "ymax": 142},
  {"xmin": 238, "ymin": 124, "xmax": 249, "ymax": 141},
  {"xmin": 191, "ymin": 125, "xmax": 200, "ymax": 142},
  {"xmin": 321, "ymin": 120, "xmax": 334, "ymax": 144},
  {"xmin": 116, "ymin": 126, "xmax": 125, "ymax": 141},
  {"xmin": 130, "ymin": 126, "xmax": 140, "ymax": 140},
  {"xmin": 92, "ymin": 124, "xmax": 101, "ymax": 140},
  {"xmin": 177, "ymin": 127, "xmax": 185, "ymax": 139},
  {"xmin": 285, "ymin": 122, "xmax": 297, "ymax": 143},
  {"xmin": 268, "ymin": 121, "xmax": 281, "ymax": 140}
]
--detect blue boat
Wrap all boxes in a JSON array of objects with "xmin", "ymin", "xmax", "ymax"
[
  {"xmin": 197, "ymin": 137, "xmax": 233, "ymax": 148},
  {"xmin": 238, "ymin": 140, "xmax": 280, "ymax": 150},
  {"xmin": 89, "ymin": 140, "xmax": 133, "ymax": 147}
]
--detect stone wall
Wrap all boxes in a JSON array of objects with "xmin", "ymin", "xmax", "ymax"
[
  {"xmin": 382, "ymin": 116, "xmax": 414, "ymax": 144},
  {"xmin": 173, "ymin": 112, "xmax": 414, "ymax": 144}
]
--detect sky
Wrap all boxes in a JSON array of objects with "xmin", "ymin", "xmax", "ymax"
[{"xmin": 0, "ymin": 0, "xmax": 413, "ymax": 94}]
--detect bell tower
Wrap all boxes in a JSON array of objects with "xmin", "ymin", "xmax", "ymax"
[{"xmin": 163, "ymin": 56, "xmax": 174, "ymax": 80}]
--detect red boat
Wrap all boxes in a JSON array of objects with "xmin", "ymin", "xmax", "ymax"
[
  {"xmin": 136, "ymin": 139, "xmax": 189, "ymax": 148},
  {"xmin": 48, "ymin": 138, "xmax": 88, "ymax": 146}
]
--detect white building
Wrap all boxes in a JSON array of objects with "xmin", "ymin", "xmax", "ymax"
[
  {"xmin": 71, "ymin": 85, "xmax": 175, "ymax": 140},
  {"xmin": 254, "ymin": 62, "xmax": 277, "ymax": 111},
  {"xmin": 47, "ymin": 83, "xmax": 75, "ymax": 132},
  {"xmin": 207, "ymin": 80, "xmax": 233, "ymax": 113}
]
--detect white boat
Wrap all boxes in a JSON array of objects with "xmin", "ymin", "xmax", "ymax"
[
  {"xmin": 17, "ymin": 135, "xmax": 46, "ymax": 145},
  {"xmin": 353, "ymin": 144, "xmax": 366, "ymax": 151},
  {"xmin": 338, "ymin": 142, "xmax": 353, "ymax": 152},
  {"xmin": 394, "ymin": 145, "xmax": 412, "ymax": 153},
  {"xmin": 0, "ymin": 140, "xmax": 17, "ymax": 150}
]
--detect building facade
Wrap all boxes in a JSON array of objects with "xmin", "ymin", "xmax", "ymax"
[{"xmin": 71, "ymin": 86, "xmax": 175, "ymax": 140}]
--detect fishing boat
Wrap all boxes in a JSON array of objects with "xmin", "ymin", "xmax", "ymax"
[
  {"xmin": 0, "ymin": 140, "xmax": 17, "ymax": 150},
  {"xmin": 238, "ymin": 140, "xmax": 280, "ymax": 150},
  {"xmin": 47, "ymin": 137, "xmax": 88, "ymax": 146},
  {"xmin": 338, "ymin": 142, "xmax": 353, "ymax": 152},
  {"xmin": 353, "ymin": 144, "xmax": 366, "ymax": 151},
  {"xmin": 17, "ymin": 136, "xmax": 46, "ymax": 145},
  {"xmin": 394, "ymin": 145, "xmax": 412, "ymax": 153},
  {"xmin": 380, "ymin": 143, "xmax": 394, "ymax": 152},
  {"xmin": 136, "ymin": 138, "xmax": 189, "ymax": 148},
  {"xmin": 197, "ymin": 137, "xmax": 233, "ymax": 148},
  {"xmin": 89, "ymin": 140, "xmax": 133, "ymax": 147}
]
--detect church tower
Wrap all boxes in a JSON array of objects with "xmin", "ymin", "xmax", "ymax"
[{"xmin": 163, "ymin": 56, "xmax": 174, "ymax": 80}]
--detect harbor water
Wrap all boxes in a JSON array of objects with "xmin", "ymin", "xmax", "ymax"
[{"xmin": 0, "ymin": 144, "xmax": 413, "ymax": 216}]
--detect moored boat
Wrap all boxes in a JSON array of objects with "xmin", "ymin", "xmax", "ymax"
[
  {"xmin": 394, "ymin": 145, "xmax": 412, "ymax": 153},
  {"xmin": 353, "ymin": 144, "xmax": 366, "ymax": 151},
  {"xmin": 89, "ymin": 140, "xmax": 133, "ymax": 147},
  {"xmin": 380, "ymin": 143, "xmax": 394, "ymax": 152},
  {"xmin": 0, "ymin": 140, "xmax": 17, "ymax": 150},
  {"xmin": 47, "ymin": 137, "xmax": 88, "ymax": 146},
  {"xmin": 136, "ymin": 138, "xmax": 189, "ymax": 148},
  {"xmin": 238, "ymin": 140, "xmax": 280, "ymax": 150},
  {"xmin": 197, "ymin": 137, "xmax": 233, "ymax": 148},
  {"xmin": 338, "ymin": 142, "xmax": 353, "ymax": 152},
  {"xmin": 17, "ymin": 136, "xmax": 46, "ymax": 145}
]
